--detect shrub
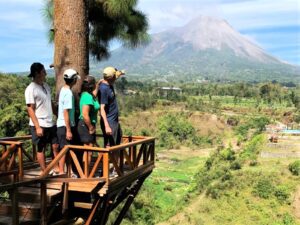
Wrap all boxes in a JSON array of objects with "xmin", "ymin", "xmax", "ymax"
[
  {"xmin": 253, "ymin": 178, "xmax": 274, "ymax": 199},
  {"xmin": 230, "ymin": 160, "xmax": 242, "ymax": 170},
  {"xmin": 158, "ymin": 113, "xmax": 197, "ymax": 148},
  {"xmin": 274, "ymin": 185, "xmax": 290, "ymax": 204},
  {"xmin": 220, "ymin": 148, "xmax": 236, "ymax": 161},
  {"xmin": 240, "ymin": 134, "xmax": 265, "ymax": 160},
  {"xmin": 288, "ymin": 160, "xmax": 300, "ymax": 176}
]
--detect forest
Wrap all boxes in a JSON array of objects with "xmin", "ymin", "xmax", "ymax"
[{"xmin": 1, "ymin": 73, "xmax": 300, "ymax": 224}]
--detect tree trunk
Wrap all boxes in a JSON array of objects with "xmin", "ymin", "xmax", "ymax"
[{"xmin": 53, "ymin": 0, "xmax": 89, "ymax": 97}]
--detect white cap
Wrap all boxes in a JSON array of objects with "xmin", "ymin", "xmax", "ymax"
[{"xmin": 63, "ymin": 69, "xmax": 80, "ymax": 80}]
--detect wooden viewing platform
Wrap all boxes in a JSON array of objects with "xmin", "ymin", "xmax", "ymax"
[{"xmin": 0, "ymin": 135, "xmax": 155, "ymax": 225}]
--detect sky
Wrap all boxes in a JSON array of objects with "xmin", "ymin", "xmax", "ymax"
[{"xmin": 0, "ymin": 0, "xmax": 299, "ymax": 73}]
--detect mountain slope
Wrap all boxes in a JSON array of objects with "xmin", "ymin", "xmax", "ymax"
[{"xmin": 92, "ymin": 16, "xmax": 300, "ymax": 82}]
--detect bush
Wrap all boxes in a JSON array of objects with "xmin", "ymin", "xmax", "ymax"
[
  {"xmin": 220, "ymin": 148, "xmax": 236, "ymax": 161},
  {"xmin": 274, "ymin": 185, "xmax": 290, "ymax": 204},
  {"xmin": 253, "ymin": 178, "xmax": 274, "ymax": 199},
  {"xmin": 240, "ymin": 134, "xmax": 265, "ymax": 160},
  {"xmin": 158, "ymin": 113, "xmax": 197, "ymax": 148},
  {"xmin": 288, "ymin": 160, "xmax": 300, "ymax": 176}
]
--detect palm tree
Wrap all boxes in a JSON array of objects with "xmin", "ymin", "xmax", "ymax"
[{"xmin": 44, "ymin": 0, "xmax": 149, "ymax": 95}]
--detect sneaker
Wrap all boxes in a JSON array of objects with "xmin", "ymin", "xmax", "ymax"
[
  {"xmin": 109, "ymin": 170, "xmax": 118, "ymax": 178},
  {"xmin": 70, "ymin": 173, "xmax": 78, "ymax": 178},
  {"xmin": 49, "ymin": 169, "xmax": 59, "ymax": 176}
]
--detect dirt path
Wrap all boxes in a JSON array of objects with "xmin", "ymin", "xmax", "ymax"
[
  {"xmin": 293, "ymin": 186, "xmax": 300, "ymax": 219},
  {"xmin": 157, "ymin": 193, "xmax": 205, "ymax": 225}
]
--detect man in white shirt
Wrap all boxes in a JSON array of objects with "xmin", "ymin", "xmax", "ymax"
[{"xmin": 25, "ymin": 62, "xmax": 59, "ymax": 174}]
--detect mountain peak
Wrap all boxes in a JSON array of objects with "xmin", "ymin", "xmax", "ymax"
[
  {"xmin": 173, "ymin": 15, "xmax": 272, "ymax": 62},
  {"xmin": 96, "ymin": 16, "xmax": 300, "ymax": 82}
]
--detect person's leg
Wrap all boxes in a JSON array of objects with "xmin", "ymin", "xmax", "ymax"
[
  {"xmin": 31, "ymin": 126, "xmax": 46, "ymax": 173},
  {"xmin": 50, "ymin": 126, "xmax": 60, "ymax": 173},
  {"xmin": 56, "ymin": 127, "xmax": 67, "ymax": 174},
  {"xmin": 37, "ymin": 151, "xmax": 46, "ymax": 171}
]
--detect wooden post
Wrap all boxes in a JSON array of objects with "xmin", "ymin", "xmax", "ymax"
[
  {"xmin": 40, "ymin": 182, "xmax": 47, "ymax": 225},
  {"xmin": 114, "ymin": 175, "xmax": 148, "ymax": 225},
  {"xmin": 11, "ymin": 174, "xmax": 19, "ymax": 225},
  {"xmin": 84, "ymin": 151, "xmax": 89, "ymax": 178},
  {"xmin": 17, "ymin": 145, "xmax": 23, "ymax": 180},
  {"xmin": 103, "ymin": 153, "xmax": 109, "ymax": 185},
  {"xmin": 62, "ymin": 182, "xmax": 69, "ymax": 216}
]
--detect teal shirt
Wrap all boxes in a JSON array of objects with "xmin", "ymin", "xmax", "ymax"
[
  {"xmin": 57, "ymin": 87, "xmax": 75, "ymax": 127},
  {"xmin": 79, "ymin": 92, "xmax": 100, "ymax": 124}
]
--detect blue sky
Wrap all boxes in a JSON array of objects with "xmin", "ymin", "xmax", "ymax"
[{"xmin": 0, "ymin": 0, "xmax": 299, "ymax": 73}]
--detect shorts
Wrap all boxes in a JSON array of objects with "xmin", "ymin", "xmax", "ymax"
[
  {"xmin": 57, "ymin": 126, "xmax": 80, "ymax": 149},
  {"xmin": 77, "ymin": 119, "xmax": 96, "ymax": 144},
  {"xmin": 100, "ymin": 120, "xmax": 122, "ymax": 147},
  {"xmin": 30, "ymin": 126, "xmax": 58, "ymax": 152}
]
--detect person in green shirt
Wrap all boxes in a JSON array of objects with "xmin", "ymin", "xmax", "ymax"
[
  {"xmin": 78, "ymin": 75, "xmax": 100, "ymax": 144},
  {"xmin": 77, "ymin": 75, "xmax": 101, "ymax": 168}
]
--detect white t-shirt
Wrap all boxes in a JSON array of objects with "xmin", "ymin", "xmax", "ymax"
[
  {"xmin": 25, "ymin": 82, "xmax": 54, "ymax": 127},
  {"xmin": 57, "ymin": 87, "xmax": 75, "ymax": 127}
]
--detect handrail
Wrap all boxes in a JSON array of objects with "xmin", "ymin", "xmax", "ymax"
[
  {"xmin": 0, "ymin": 135, "xmax": 32, "ymax": 141},
  {"xmin": 39, "ymin": 136, "xmax": 155, "ymax": 188},
  {"xmin": 0, "ymin": 135, "xmax": 155, "ymax": 191}
]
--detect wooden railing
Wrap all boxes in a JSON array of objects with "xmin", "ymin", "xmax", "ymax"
[
  {"xmin": 0, "ymin": 135, "xmax": 36, "ymax": 181},
  {"xmin": 0, "ymin": 135, "xmax": 155, "ymax": 225},
  {"xmin": 0, "ymin": 135, "xmax": 155, "ymax": 187},
  {"xmin": 40, "ymin": 135, "xmax": 155, "ymax": 193}
]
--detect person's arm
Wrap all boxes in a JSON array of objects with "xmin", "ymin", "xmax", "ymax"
[
  {"xmin": 100, "ymin": 104, "xmax": 112, "ymax": 135},
  {"xmin": 82, "ymin": 105, "xmax": 95, "ymax": 134},
  {"xmin": 26, "ymin": 104, "xmax": 43, "ymax": 136},
  {"xmin": 92, "ymin": 79, "xmax": 104, "ymax": 97},
  {"xmin": 63, "ymin": 109, "xmax": 72, "ymax": 140},
  {"xmin": 52, "ymin": 101, "xmax": 58, "ymax": 117}
]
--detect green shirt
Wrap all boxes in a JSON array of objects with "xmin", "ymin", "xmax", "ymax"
[{"xmin": 79, "ymin": 92, "xmax": 100, "ymax": 124}]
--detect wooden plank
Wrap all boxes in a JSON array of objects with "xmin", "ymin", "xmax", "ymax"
[
  {"xmin": 40, "ymin": 182, "xmax": 47, "ymax": 225},
  {"xmin": 99, "ymin": 162, "xmax": 154, "ymax": 196},
  {"xmin": 0, "ymin": 144, "xmax": 16, "ymax": 166},
  {"xmin": 0, "ymin": 136, "xmax": 31, "ymax": 141},
  {"xmin": 123, "ymin": 150, "xmax": 134, "ymax": 170},
  {"xmin": 18, "ymin": 145, "xmax": 23, "ymax": 180},
  {"xmin": 89, "ymin": 153, "xmax": 103, "ymax": 178},
  {"xmin": 74, "ymin": 202, "xmax": 92, "ymax": 209},
  {"xmin": 110, "ymin": 154, "xmax": 123, "ymax": 176},
  {"xmin": 83, "ymin": 151, "xmax": 89, "ymax": 177},
  {"xmin": 114, "ymin": 175, "xmax": 147, "ymax": 225},
  {"xmin": 85, "ymin": 198, "xmax": 101, "ymax": 225},
  {"xmin": 69, "ymin": 150, "xmax": 85, "ymax": 178},
  {"xmin": 135, "ymin": 144, "xmax": 145, "ymax": 167},
  {"xmin": 107, "ymin": 137, "xmax": 156, "ymax": 152},
  {"xmin": 41, "ymin": 146, "xmax": 69, "ymax": 178},
  {"xmin": 11, "ymin": 186, "xmax": 19, "ymax": 225},
  {"xmin": 7, "ymin": 153, "xmax": 16, "ymax": 171},
  {"xmin": 21, "ymin": 145, "xmax": 35, "ymax": 162}
]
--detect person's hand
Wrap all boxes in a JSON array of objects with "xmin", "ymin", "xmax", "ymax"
[
  {"xmin": 89, "ymin": 126, "xmax": 96, "ymax": 135},
  {"xmin": 66, "ymin": 130, "xmax": 73, "ymax": 140},
  {"xmin": 36, "ymin": 127, "xmax": 43, "ymax": 137},
  {"xmin": 105, "ymin": 125, "xmax": 112, "ymax": 135}
]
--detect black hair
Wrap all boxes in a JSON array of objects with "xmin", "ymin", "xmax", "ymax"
[
  {"xmin": 81, "ymin": 76, "xmax": 95, "ymax": 93},
  {"xmin": 29, "ymin": 62, "xmax": 44, "ymax": 77}
]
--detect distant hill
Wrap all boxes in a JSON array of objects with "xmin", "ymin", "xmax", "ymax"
[{"xmin": 91, "ymin": 15, "xmax": 300, "ymax": 83}]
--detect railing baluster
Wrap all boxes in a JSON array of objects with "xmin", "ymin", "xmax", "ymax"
[{"xmin": 18, "ymin": 145, "xmax": 23, "ymax": 180}]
